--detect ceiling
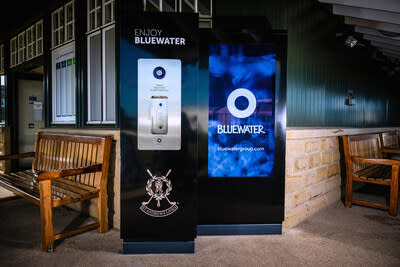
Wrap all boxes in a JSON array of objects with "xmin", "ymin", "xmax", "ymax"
[{"xmin": 318, "ymin": 0, "xmax": 400, "ymax": 74}]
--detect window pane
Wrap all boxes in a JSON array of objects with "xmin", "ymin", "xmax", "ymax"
[
  {"xmin": 90, "ymin": 13, "xmax": 95, "ymax": 30},
  {"xmin": 146, "ymin": 0, "xmax": 160, "ymax": 11},
  {"xmin": 104, "ymin": 3, "xmax": 112, "ymax": 24},
  {"xmin": 89, "ymin": 0, "xmax": 95, "ymax": 10},
  {"xmin": 60, "ymin": 28, "xmax": 65, "ymax": 43},
  {"xmin": 53, "ymin": 13, "xmax": 59, "ymax": 29},
  {"xmin": 88, "ymin": 34, "xmax": 102, "ymax": 121},
  {"xmin": 181, "ymin": 0, "xmax": 196, "ymax": 12},
  {"xmin": 96, "ymin": 9, "xmax": 101, "ymax": 28},
  {"xmin": 37, "ymin": 40, "xmax": 43, "ymax": 55},
  {"xmin": 37, "ymin": 22, "xmax": 43, "ymax": 38},
  {"xmin": 67, "ymin": 24, "xmax": 74, "ymax": 40},
  {"xmin": 105, "ymin": 27, "xmax": 115, "ymax": 121},
  {"xmin": 66, "ymin": 4, "xmax": 73, "ymax": 23},
  {"xmin": 198, "ymin": 0, "xmax": 211, "ymax": 16},
  {"xmin": 162, "ymin": 0, "xmax": 176, "ymax": 11}
]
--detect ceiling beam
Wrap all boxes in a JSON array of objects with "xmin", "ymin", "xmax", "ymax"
[
  {"xmin": 380, "ymin": 48, "xmax": 400, "ymax": 56},
  {"xmin": 363, "ymin": 34, "xmax": 400, "ymax": 46},
  {"xmin": 355, "ymin": 26, "xmax": 400, "ymax": 41},
  {"xmin": 333, "ymin": 5, "xmax": 400, "ymax": 25},
  {"xmin": 382, "ymin": 52, "xmax": 400, "ymax": 59},
  {"xmin": 371, "ymin": 41, "xmax": 400, "ymax": 52},
  {"xmin": 345, "ymin": 16, "xmax": 400, "ymax": 34},
  {"xmin": 319, "ymin": 0, "xmax": 400, "ymax": 13}
]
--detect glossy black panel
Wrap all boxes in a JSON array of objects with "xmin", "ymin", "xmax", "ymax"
[
  {"xmin": 197, "ymin": 17, "xmax": 287, "ymax": 225},
  {"xmin": 120, "ymin": 12, "xmax": 198, "ymax": 242}
]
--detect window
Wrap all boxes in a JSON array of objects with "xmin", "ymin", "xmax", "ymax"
[
  {"xmin": 10, "ymin": 37, "xmax": 17, "ymax": 67},
  {"xmin": 52, "ymin": 1, "xmax": 75, "ymax": 48},
  {"xmin": 52, "ymin": 43, "xmax": 76, "ymax": 123},
  {"xmin": 144, "ymin": 0, "xmax": 212, "ymax": 28},
  {"xmin": 0, "ymin": 44, "xmax": 4, "ymax": 74},
  {"xmin": 0, "ymin": 75, "xmax": 5, "ymax": 124},
  {"xmin": 17, "ymin": 32, "xmax": 26, "ymax": 65},
  {"xmin": 86, "ymin": 0, "xmax": 116, "ymax": 124},
  {"xmin": 36, "ymin": 20, "xmax": 43, "ymax": 56},
  {"xmin": 26, "ymin": 25, "xmax": 36, "ymax": 60}
]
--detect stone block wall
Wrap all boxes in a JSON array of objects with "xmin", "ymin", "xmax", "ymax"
[
  {"xmin": 284, "ymin": 135, "xmax": 341, "ymax": 227},
  {"xmin": 283, "ymin": 127, "xmax": 400, "ymax": 228},
  {"xmin": 0, "ymin": 127, "xmax": 11, "ymax": 172}
]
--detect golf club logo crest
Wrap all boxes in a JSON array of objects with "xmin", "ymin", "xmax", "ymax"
[{"xmin": 140, "ymin": 169, "xmax": 178, "ymax": 217}]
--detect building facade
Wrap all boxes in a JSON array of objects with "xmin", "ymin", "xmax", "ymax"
[{"xmin": 0, "ymin": 0, "xmax": 399, "ymax": 229}]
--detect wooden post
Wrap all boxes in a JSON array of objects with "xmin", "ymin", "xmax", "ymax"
[
  {"xmin": 39, "ymin": 179, "xmax": 54, "ymax": 252},
  {"xmin": 389, "ymin": 165, "xmax": 399, "ymax": 216},
  {"xmin": 97, "ymin": 136, "xmax": 112, "ymax": 233},
  {"xmin": 342, "ymin": 136, "xmax": 353, "ymax": 207}
]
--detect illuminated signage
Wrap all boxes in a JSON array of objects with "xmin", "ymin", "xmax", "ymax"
[{"xmin": 208, "ymin": 44, "xmax": 276, "ymax": 177}]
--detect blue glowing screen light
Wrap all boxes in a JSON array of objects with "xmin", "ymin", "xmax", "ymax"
[{"xmin": 208, "ymin": 44, "xmax": 276, "ymax": 177}]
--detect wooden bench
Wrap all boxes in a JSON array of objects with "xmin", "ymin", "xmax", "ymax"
[
  {"xmin": 342, "ymin": 133, "xmax": 399, "ymax": 216},
  {"xmin": 380, "ymin": 131, "xmax": 400, "ymax": 157},
  {"xmin": 0, "ymin": 132, "xmax": 112, "ymax": 251}
]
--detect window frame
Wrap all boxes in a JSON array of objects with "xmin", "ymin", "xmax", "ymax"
[
  {"xmin": 51, "ymin": 0, "xmax": 75, "ymax": 49},
  {"xmin": 143, "ymin": 0, "xmax": 213, "ymax": 27},
  {"xmin": 36, "ymin": 20, "xmax": 44, "ymax": 56},
  {"xmin": 10, "ymin": 37, "xmax": 17, "ymax": 67},
  {"xmin": 86, "ymin": 0, "xmax": 116, "ymax": 125},
  {"xmin": 17, "ymin": 31, "xmax": 26, "ymax": 65},
  {"xmin": 26, "ymin": 25, "xmax": 36, "ymax": 61},
  {"xmin": 0, "ymin": 44, "xmax": 4, "ymax": 74}
]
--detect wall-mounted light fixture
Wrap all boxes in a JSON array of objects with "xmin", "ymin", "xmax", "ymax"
[{"xmin": 345, "ymin": 90, "xmax": 356, "ymax": 106}]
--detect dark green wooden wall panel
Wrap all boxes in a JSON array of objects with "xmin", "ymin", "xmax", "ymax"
[{"xmin": 216, "ymin": 0, "xmax": 400, "ymax": 127}]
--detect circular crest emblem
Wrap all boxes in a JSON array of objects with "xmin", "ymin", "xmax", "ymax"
[
  {"xmin": 153, "ymin": 66, "xmax": 166, "ymax": 79},
  {"xmin": 145, "ymin": 175, "xmax": 172, "ymax": 206}
]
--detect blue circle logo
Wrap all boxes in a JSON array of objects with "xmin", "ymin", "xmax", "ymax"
[{"xmin": 153, "ymin": 66, "xmax": 166, "ymax": 79}]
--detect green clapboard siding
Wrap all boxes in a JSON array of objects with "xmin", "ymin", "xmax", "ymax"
[{"xmin": 216, "ymin": 0, "xmax": 400, "ymax": 127}]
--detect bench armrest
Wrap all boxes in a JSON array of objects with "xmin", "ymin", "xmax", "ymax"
[
  {"xmin": 352, "ymin": 156, "xmax": 400, "ymax": 166},
  {"xmin": 35, "ymin": 164, "xmax": 103, "ymax": 181},
  {"xmin": 382, "ymin": 147, "xmax": 400, "ymax": 154},
  {"xmin": 0, "ymin": 152, "xmax": 35, "ymax": 161}
]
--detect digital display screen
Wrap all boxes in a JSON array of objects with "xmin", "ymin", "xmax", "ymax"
[{"xmin": 208, "ymin": 44, "xmax": 276, "ymax": 177}]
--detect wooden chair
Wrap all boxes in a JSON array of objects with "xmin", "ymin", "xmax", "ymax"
[
  {"xmin": 342, "ymin": 134, "xmax": 399, "ymax": 216},
  {"xmin": 379, "ymin": 131, "xmax": 400, "ymax": 157},
  {"xmin": 0, "ymin": 132, "xmax": 112, "ymax": 251}
]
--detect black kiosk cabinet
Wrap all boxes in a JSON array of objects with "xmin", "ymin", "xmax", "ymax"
[
  {"xmin": 197, "ymin": 17, "xmax": 287, "ymax": 235},
  {"xmin": 120, "ymin": 8, "xmax": 286, "ymax": 253},
  {"xmin": 120, "ymin": 11, "xmax": 199, "ymax": 253}
]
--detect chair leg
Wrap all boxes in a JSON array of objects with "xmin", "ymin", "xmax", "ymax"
[
  {"xmin": 39, "ymin": 180, "xmax": 55, "ymax": 252},
  {"xmin": 389, "ymin": 166, "xmax": 399, "ymax": 216},
  {"xmin": 97, "ymin": 191, "xmax": 108, "ymax": 233},
  {"xmin": 345, "ymin": 176, "xmax": 353, "ymax": 207}
]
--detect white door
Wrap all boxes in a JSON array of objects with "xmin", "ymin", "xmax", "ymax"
[{"xmin": 17, "ymin": 79, "xmax": 44, "ymax": 169}]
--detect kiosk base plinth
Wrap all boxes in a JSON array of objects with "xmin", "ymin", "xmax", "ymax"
[
  {"xmin": 197, "ymin": 224, "xmax": 282, "ymax": 236},
  {"xmin": 122, "ymin": 241, "xmax": 194, "ymax": 254}
]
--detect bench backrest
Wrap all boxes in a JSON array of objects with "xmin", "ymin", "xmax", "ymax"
[
  {"xmin": 380, "ymin": 131, "xmax": 399, "ymax": 149},
  {"xmin": 33, "ymin": 132, "xmax": 112, "ymax": 189},
  {"xmin": 342, "ymin": 134, "xmax": 383, "ymax": 174}
]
